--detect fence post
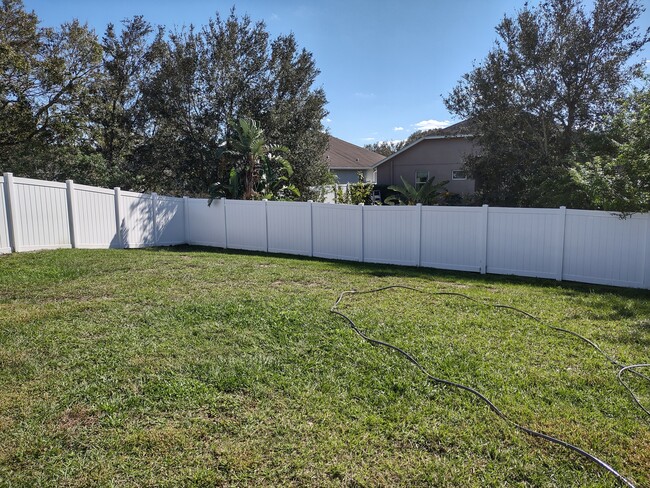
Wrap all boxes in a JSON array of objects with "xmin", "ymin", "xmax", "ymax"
[
  {"xmin": 556, "ymin": 206, "xmax": 567, "ymax": 281},
  {"xmin": 114, "ymin": 187, "xmax": 124, "ymax": 248},
  {"xmin": 358, "ymin": 203, "xmax": 364, "ymax": 262},
  {"xmin": 222, "ymin": 198, "xmax": 228, "ymax": 249},
  {"xmin": 479, "ymin": 204, "xmax": 489, "ymax": 274},
  {"xmin": 263, "ymin": 199, "xmax": 269, "ymax": 252},
  {"xmin": 415, "ymin": 203, "xmax": 422, "ymax": 267},
  {"xmin": 308, "ymin": 200, "xmax": 314, "ymax": 257},
  {"xmin": 65, "ymin": 180, "xmax": 78, "ymax": 249},
  {"xmin": 3, "ymin": 173, "xmax": 20, "ymax": 252},
  {"xmin": 151, "ymin": 192, "xmax": 158, "ymax": 246},
  {"xmin": 643, "ymin": 213, "xmax": 650, "ymax": 289},
  {"xmin": 183, "ymin": 196, "xmax": 190, "ymax": 245}
]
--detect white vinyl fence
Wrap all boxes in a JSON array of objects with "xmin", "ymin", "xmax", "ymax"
[{"xmin": 2, "ymin": 173, "xmax": 649, "ymax": 290}]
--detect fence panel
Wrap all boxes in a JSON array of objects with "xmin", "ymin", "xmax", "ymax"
[
  {"xmin": 13, "ymin": 177, "xmax": 71, "ymax": 251},
  {"xmin": 363, "ymin": 206, "xmax": 419, "ymax": 266},
  {"xmin": 73, "ymin": 184, "xmax": 118, "ymax": 248},
  {"xmin": 0, "ymin": 177, "xmax": 10, "ymax": 253},
  {"xmin": 421, "ymin": 206, "xmax": 482, "ymax": 272},
  {"xmin": 119, "ymin": 191, "xmax": 154, "ymax": 248},
  {"xmin": 312, "ymin": 203, "xmax": 361, "ymax": 261},
  {"xmin": 156, "ymin": 196, "xmax": 186, "ymax": 246},
  {"xmin": 267, "ymin": 201, "xmax": 311, "ymax": 256},
  {"xmin": 486, "ymin": 208, "xmax": 561, "ymax": 279},
  {"xmin": 563, "ymin": 210, "xmax": 647, "ymax": 288},
  {"xmin": 225, "ymin": 200, "xmax": 267, "ymax": 251},
  {"xmin": 186, "ymin": 198, "xmax": 225, "ymax": 247}
]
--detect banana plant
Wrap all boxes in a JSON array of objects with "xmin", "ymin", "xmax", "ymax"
[
  {"xmin": 208, "ymin": 168, "xmax": 241, "ymax": 205},
  {"xmin": 257, "ymin": 154, "xmax": 300, "ymax": 200},
  {"xmin": 210, "ymin": 117, "xmax": 299, "ymax": 202}
]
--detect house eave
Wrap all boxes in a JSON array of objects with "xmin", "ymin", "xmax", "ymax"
[
  {"xmin": 371, "ymin": 133, "xmax": 475, "ymax": 169},
  {"xmin": 329, "ymin": 166, "xmax": 374, "ymax": 171}
]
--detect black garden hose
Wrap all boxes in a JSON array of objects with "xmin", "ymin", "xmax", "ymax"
[{"xmin": 331, "ymin": 285, "xmax": 649, "ymax": 487}]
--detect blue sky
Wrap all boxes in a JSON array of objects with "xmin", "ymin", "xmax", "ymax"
[{"xmin": 23, "ymin": 0, "xmax": 650, "ymax": 146}]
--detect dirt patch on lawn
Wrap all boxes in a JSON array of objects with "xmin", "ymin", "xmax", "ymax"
[{"xmin": 57, "ymin": 405, "xmax": 99, "ymax": 431}]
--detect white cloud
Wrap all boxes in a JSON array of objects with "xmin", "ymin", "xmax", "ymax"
[
  {"xmin": 412, "ymin": 119, "xmax": 451, "ymax": 131},
  {"xmin": 270, "ymin": 13, "xmax": 279, "ymax": 20},
  {"xmin": 361, "ymin": 137, "xmax": 376, "ymax": 142},
  {"xmin": 379, "ymin": 139, "xmax": 405, "ymax": 145},
  {"xmin": 393, "ymin": 126, "xmax": 404, "ymax": 131},
  {"xmin": 354, "ymin": 92, "xmax": 376, "ymax": 99},
  {"xmin": 324, "ymin": 118, "xmax": 332, "ymax": 123}
]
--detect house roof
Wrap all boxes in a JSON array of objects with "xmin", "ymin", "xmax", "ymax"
[
  {"xmin": 372, "ymin": 120, "xmax": 475, "ymax": 169},
  {"xmin": 325, "ymin": 136, "xmax": 385, "ymax": 170}
]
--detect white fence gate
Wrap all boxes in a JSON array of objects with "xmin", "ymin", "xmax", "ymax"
[{"xmin": 2, "ymin": 173, "xmax": 649, "ymax": 290}]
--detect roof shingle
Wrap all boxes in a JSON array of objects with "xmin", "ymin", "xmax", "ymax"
[{"xmin": 324, "ymin": 136, "xmax": 384, "ymax": 170}]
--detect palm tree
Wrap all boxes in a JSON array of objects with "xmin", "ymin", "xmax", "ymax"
[
  {"xmin": 210, "ymin": 118, "xmax": 296, "ymax": 202},
  {"xmin": 384, "ymin": 175, "xmax": 448, "ymax": 205}
]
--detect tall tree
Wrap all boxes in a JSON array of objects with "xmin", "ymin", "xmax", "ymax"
[
  {"xmin": 0, "ymin": 4, "xmax": 329, "ymax": 196},
  {"xmin": 0, "ymin": 0, "xmax": 102, "ymax": 180},
  {"xmin": 444, "ymin": 0, "xmax": 649, "ymax": 206},
  {"xmin": 261, "ymin": 33, "xmax": 329, "ymax": 199},
  {"xmin": 136, "ymin": 10, "xmax": 329, "ymax": 197},
  {"xmin": 571, "ymin": 80, "xmax": 650, "ymax": 214},
  {"xmin": 84, "ymin": 16, "xmax": 153, "ymax": 186}
]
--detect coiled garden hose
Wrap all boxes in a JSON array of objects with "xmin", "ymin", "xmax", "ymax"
[{"xmin": 330, "ymin": 285, "xmax": 649, "ymax": 487}]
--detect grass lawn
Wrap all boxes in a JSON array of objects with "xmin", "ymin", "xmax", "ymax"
[{"xmin": 0, "ymin": 247, "xmax": 648, "ymax": 487}]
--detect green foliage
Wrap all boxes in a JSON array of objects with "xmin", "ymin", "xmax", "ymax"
[
  {"xmin": 571, "ymin": 81, "xmax": 650, "ymax": 215},
  {"xmin": 384, "ymin": 175, "xmax": 448, "ymax": 205},
  {"xmin": 444, "ymin": 0, "xmax": 649, "ymax": 207},
  {"xmin": 335, "ymin": 172, "xmax": 374, "ymax": 205},
  {"xmin": 86, "ymin": 16, "xmax": 153, "ymax": 186},
  {"xmin": 208, "ymin": 168, "xmax": 241, "ymax": 204},
  {"xmin": 0, "ymin": 2, "xmax": 329, "ymax": 197},
  {"xmin": 258, "ymin": 155, "xmax": 300, "ymax": 201},
  {"xmin": 134, "ymin": 10, "xmax": 329, "ymax": 197},
  {"xmin": 208, "ymin": 117, "xmax": 299, "ymax": 204},
  {"xmin": 0, "ymin": 0, "xmax": 102, "ymax": 179},
  {"xmin": 364, "ymin": 140, "xmax": 404, "ymax": 157}
]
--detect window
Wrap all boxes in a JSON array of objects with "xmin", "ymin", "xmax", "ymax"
[
  {"xmin": 452, "ymin": 170, "xmax": 467, "ymax": 180},
  {"xmin": 415, "ymin": 170, "xmax": 429, "ymax": 189},
  {"xmin": 372, "ymin": 169, "xmax": 377, "ymax": 183}
]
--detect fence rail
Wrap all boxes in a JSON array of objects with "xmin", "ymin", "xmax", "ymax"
[{"xmin": 2, "ymin": 173, "xmax": 649, "ymax": 289}]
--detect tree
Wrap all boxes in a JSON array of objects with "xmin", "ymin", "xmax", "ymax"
[
  {"xmin": 136, "ymin": 10, "xmax": 329, "ymax": 197},
  {"xmin": 444, "ymin": 0, "xmax": 649, "ymax": 207},
  {"xmin": 84, "ymin": 16, "xmax": 153, "ymax": 187},
  {"xmin": 209, "ymin": 118, "xmax": 297, "ymax": 202},
  {"xmin": 0, "ymin": 1, "xmax": 147, "ymax": 186},
  {"xmin": 0, "ymin": 0, "xmax": 102, "ymax": 180},
  {"xmin": 364, "ymin": 140, "xmax": 405, "ymax": 157},
  {"xmin": 260, "ymin": 33, "xmax": 329, "ymax": 199},
  {"xmin": 571, "ymin": 81, "xmax": 650, "ymax": 214},
  {"xmin": 384, "ymin": 175, "xmax": 448, "ymax": 205},
  {"xmin": 1, "ymin": 3, "xmax": 328, "ymax": 198}
]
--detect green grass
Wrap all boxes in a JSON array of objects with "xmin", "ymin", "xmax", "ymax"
[{"xmin": 0, "ymin": 247, "xmax": 648, "ymax": 487}]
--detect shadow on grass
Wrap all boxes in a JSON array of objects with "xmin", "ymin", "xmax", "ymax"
[{"xmin": 134, "ymin": 245, "xmax": 650, "ymax": 303}]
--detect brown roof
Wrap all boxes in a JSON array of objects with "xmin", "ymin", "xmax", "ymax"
[{"xmin": 325, "ymin": 136, "xmax": 385, "ymax": 170}]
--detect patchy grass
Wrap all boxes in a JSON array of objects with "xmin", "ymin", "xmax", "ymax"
[{"xmin": 0, "ymin": 247, "xmax": 648, "ymax": 487}]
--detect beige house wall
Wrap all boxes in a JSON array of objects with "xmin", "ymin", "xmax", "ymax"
[{"xmin": 376, "ymin": 137, "xmax": 477, "ymax": 194}]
